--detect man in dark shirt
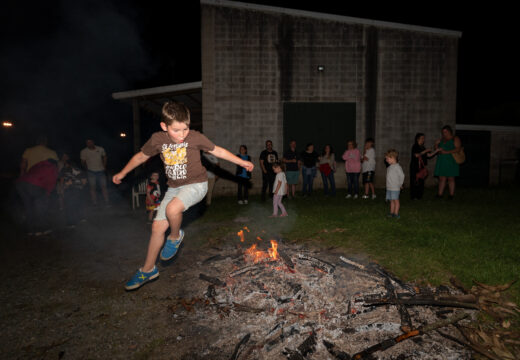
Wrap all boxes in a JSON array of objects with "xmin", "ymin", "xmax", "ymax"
[{"xmin": 259, "ymin": 140, "xmax": 278, "ymax": 201}]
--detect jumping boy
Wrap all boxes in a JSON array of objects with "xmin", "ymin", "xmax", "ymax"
[
  {"xmin": 113, "ymin": 101, "xmax": 254, "ymax": 290},
  {"xmin": 384, "ymin": 149, "xmax": 405, "ymax": 219}
]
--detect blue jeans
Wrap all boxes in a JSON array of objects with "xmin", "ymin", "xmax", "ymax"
[
  {"xmin": 346, "ymin": 172, "xmax": 360, "ymax": 195},
  {"xmin": 321, "ymin": 171, "xmax": 336, "ymax": 195},
  {"xmin": 302, "ymin": 167, "xmax": 316, "ymax": 195},
  {"xmin": 15, "ymin": 181, "xmax": 50, "ymax": 232}
]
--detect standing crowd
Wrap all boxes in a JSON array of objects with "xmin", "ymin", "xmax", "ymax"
[{"xmin": 16, "ymin": 136, "xmax": 110, "ymax": 236}]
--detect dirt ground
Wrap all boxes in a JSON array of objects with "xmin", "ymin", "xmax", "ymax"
[
  {"xmin": 0, "ymin": 192, "xmax": 474, "ymax": 360},
  {"xmin": 0, "ymin": 193, "xmax": 241, "ymax": 360}
]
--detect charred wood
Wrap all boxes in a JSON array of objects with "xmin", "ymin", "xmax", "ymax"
[
  {"xmin": 279, "ymin": 249, "xmax": 294, "ymax": 269},
  {"xmin": 363, "ymin": 297, "xmax": 480, "ymax": 310},
  {"xmin": 230, "ymin": 265, "xmax": 260, "ymax": 278},
  {"xmin": 322, "ymin": 340, "xmax": 351, "ymax": 360},
  {"xmin": 230, "ymin": 333, "xmax": 251, "ymax": 360},
  {"xmin": 351, "ymin": 312, "xmax": 469, "ymax": 359},
  {"xmin": 199, "ymin": 273, "xmax": 226, "ymax": 287},
  {"xmin": 297, "ymin": 254, "xmax": 335, "ymax": 274},
  {"xmin": 383, "ymin": 277, "xmax": 412, "ymax": 332}
]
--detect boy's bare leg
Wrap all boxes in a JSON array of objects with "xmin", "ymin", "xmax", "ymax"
[
  {"xmin": 142, "ymin": 198, "xmax": 185, "ymax": 272},
  {"xmin": 390, "ymin": 201, "xmax": 395, "ymax": 214},
  {"xmin": 394, "ymin": 199, "xmax": 400, "ymax": 215},
  {"xmin": 370, "ymin": 183, "xmax": 375, "ymax": 195}
]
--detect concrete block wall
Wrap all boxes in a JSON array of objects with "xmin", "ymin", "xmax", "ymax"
[
  {"xmin": 375, "ymin": 30, "xmax": 459, "ymax": 188},
  {"xmin": 201, "ymin": 2, "xmax": 459, "ymax": 195},
  {"xmin": 489, "ymin": 130, "xmax": 520, "ymax": 185}
]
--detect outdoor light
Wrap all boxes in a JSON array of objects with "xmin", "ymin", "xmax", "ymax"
[
  {"xmin": 2, "ymin": 121, "xmax": 13, "ymax": 128},
  {"xmin": 317, "ymin": 65, "xmax": 325, "ymax": 72},
  {"xmin": 120, "ymin": 132, "xmax": 127, "ymax": 138}
]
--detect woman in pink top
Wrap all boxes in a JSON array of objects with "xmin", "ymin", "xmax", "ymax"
[{"xmin": 342, "ymin": 140, "xmax": 361, "ymax": 199}]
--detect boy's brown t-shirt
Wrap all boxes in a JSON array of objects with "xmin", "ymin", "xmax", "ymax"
[{"xmin": 141, "ymin": 130, "xmax": 215, "ymax": 188}]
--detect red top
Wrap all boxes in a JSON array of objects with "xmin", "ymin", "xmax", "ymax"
[{"xmin": 18, "ymin": 160, "xmax": 58, "ymax": 194}]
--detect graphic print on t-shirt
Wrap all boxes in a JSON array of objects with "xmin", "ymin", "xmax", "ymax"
[
  {"xmin": 162, "ymin": 142, "xmax": 188, "ymax": 180},
  {"xmin": 267, "ymin": 154, "xmax": 276, "ymax": 164}
]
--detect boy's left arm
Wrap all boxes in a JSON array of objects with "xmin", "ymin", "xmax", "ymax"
[{"xmin": 209, "ymin": 146, "xmax": 254, "ymax": 172}]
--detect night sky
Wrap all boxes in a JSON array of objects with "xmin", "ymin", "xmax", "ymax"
[{"xmin": 1, "ymin": 1, "xmax": 519, "ymax": 174}]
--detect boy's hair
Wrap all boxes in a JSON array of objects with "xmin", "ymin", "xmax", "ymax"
[
  {"xmin": 272, "ymin": 161, "xmax": 284, "ymax": 170},
  {"xmin": 385, "ymin": 149, "xmax": 399, "ymax": 160},
  {"xmin": 365, "ymin": 138, "xmax": 374, "ymax": 145},
  {"xmin": 162, "ymin": 101, "xmax": 191, "ymax": 126}
]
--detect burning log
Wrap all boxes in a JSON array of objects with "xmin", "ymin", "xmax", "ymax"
[
  {"xmin": 230, "ymin": 333, "xmax": 251, "ymax": 360},
  {"xmin": 322, "ymin": 340, "xmax": 351, "ymax": 360},
  {"xmin": 351, "ymin": 312, "xmax": 469, "ymax": 359},
  {"xmin": 297, "ymin": 254, "xmax": 335, "ymax": 274},
  {"xmin": 199, "ymin": 273, "xmax": 226, "ymax": 287}
]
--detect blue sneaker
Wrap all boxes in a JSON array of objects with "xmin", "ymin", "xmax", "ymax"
[
  {"xmin": 125, "ymin": 267, "xmax": 159, "ymax": 290},
  {"xmin": 160, "ymin": 229, "xmax": 184, "ymax": 261}
]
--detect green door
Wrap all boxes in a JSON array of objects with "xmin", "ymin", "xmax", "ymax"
[{"xmin": 283, "ymin": 102, "xmax": 356, "ymax": 160}]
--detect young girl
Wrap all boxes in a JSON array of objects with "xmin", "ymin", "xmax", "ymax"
[
  {"xmin": 146, "ymin": 172, "xmax": 161, "ymax": 223},
  {"xmin": 236, "ymin": 145, "xmax": 251, "ymax": 204},
  {"xmin": 270, "ymin": 162, "xmax": 288, "ymax": 217},
  {"xmin": 342, "ymin": 140, "xmax": 361, "ymax": 199},
  {"xmin": 361, "ymin": 138, "xmax": 376, "ymax": 199},
  {"xmin": 319, "ymin": 144, "xmax": 336, "ymax": 196}
]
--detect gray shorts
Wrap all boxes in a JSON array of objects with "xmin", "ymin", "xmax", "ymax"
[
  {"xmin": 154, "ymin": 181, "xmax": 208, "ymax": 221},
  {"xmin": 386, "ymin": 190, "xmax": 400, "ymax": 201},
  {"xmin": 87, "ymin": 170, "xmax": 107, "ymax": 189}
]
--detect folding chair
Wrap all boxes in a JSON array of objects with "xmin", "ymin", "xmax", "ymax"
[{"xmin": 132, "ymin": 178, "xmax": 148, "ymax": 210}]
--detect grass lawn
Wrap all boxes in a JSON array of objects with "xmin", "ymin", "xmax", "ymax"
[{"xmin": 196, "ymin": 185, "xmax": 520, "ymax": 303}]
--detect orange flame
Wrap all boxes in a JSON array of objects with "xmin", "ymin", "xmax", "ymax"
[
  {"xmin": 256, "ymin": 236, "xmax": 263, "ymax": 241},
  {"xmin": 237, "ymin": 230, "xmax": 245, "ymax": 242},
  {"xmin": 244, "ymin": 240, "xmax": 279, "ymax": 263},
  {"xmin": 243, "ymin": 226, "xmax": 250, "ymax": 232},
  {"xmin": 268, "ymin": 240, "xmax": 278, "ymax": 260}
]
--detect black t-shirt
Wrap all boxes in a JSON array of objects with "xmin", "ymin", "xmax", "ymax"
[
  {"xmin": 283, "ymin": 149, "xmax": 299, "ymax": 171},
  {"xmin": 300, "ymin": 151, "xmax": 319, "ymax": 168},
  {"xmin": 259, "ymin": 150, "xmax": 278, "ymax": 173},
  {"xmin": 410, "ymin": 143, "xmax": 427, "ymax": 172}
]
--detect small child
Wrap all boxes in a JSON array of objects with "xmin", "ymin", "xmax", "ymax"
[
  {"xmin": 361, "ymin": 138, "xmax": 376, "ymax": 199},
  {"xmin": 270, "ymin": 162, "xmax": 288, "ymax": 217},
  {"xmin": 385, "ymin": 149, "xmax": 405, "ymax": 219},
  {"xmin": 146, "ymin": 172, "xmax": 161, "ymax": 223},
  {"xmin": 236, "ymin": 145, "xmax": 251, "ymax": 205}
]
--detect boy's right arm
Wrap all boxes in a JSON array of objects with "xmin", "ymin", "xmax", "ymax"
[{"xmin": 112, "ymin": 151, "xmax": 150, "ymax": 184}]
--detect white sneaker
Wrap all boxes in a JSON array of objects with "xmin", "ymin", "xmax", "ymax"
[
  {"xmin": 362, "ymin": 195, "xmax": 369, "ymax": 199},
  {"xmin": 238, "ymin": 200, "xmax": 244, "ymax": 205},
  {"xmin": 372, "ymin": 194, "xmax": 377, "ymax": 199},
  {"xmin": 353, "ymin": 194, "xmax": 358, "ymax": 199},
  {"xmin": 345, "ymin": 194, "xmax": 352, "ymax": 199},
  {"xmin": 244, "ymin": 200, "xmax": 248, "ymax": 204}
]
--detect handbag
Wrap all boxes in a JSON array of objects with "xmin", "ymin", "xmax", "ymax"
[
  {"xmin": 319, "ymin": 163, "xmax": 332, "ymax": 176},
  {"xmin": 452, "ymin": 147, "xmax": 465, "ymax": 164},
  {"xmin": 415, "ymin": 156, "xmax": 428, "ymax": 181}
]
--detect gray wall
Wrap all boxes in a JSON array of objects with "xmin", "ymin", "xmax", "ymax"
[{"xmin": 201, "ymin": 3, "xmax": 459, "ymax": 194}]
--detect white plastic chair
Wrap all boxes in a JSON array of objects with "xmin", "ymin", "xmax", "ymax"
[{"xmin": 132, "ymin": 179, "xmax": 148, "ymax": 210}]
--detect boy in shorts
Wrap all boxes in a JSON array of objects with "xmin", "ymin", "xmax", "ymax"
[
  {"xmin": 113, "ymin": 101, "xmax": 254, "ymax": 290},
  {"xmin": 385, "ymin": 149, "xmax": 405, "ymax": 219}
]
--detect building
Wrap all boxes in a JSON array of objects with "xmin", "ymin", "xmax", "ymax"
[{"xmin": 114, "ymin": 1, "xmax": 463, "ymax": 194}]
